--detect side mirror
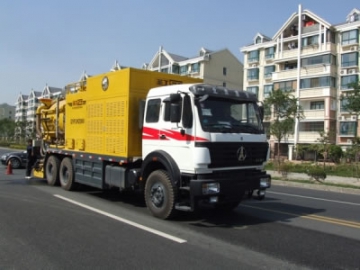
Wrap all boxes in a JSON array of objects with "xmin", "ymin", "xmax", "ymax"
[
  {"xmin": 170, "ymin": 93, "xmax": 181, "ymax": 103},
  {"xmin": 170, "ymin": 93, "xmax": 182, "ymax": 123},
  {"xmin": 170, "ymin": 103, "xmax": 181, "ymax": 123}
]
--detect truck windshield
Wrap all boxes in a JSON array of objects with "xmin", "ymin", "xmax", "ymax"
[{"xmin": 195, "ymin": 96, "xmax": 264, "ymax": 134}]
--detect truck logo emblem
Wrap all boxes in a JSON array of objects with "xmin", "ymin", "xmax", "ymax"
[
  {"xmin": 102, "ymin": 76, "xmax": 109, "ymax": 91},
  {"xmin": 237, "ymin": 146, "xmax": 247, "ymax": 161}
]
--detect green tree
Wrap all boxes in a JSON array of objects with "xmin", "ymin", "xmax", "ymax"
[
  {"xmin": 340, "ymin": 82, "xmax": 360, "ymax": 177},
  {"xmin": 264, "ymin": 89, "xmax": 302, "ymax": 168},
  {"xmin": 316, "ymin": 131, "xmax": 335, "ymax": 169},
  {"xmin": 340, "ymin": 81, "xmax": 360, "ymax": 137},
  {"xmin": 0, "ymin": 118, "xmax": 16, "ymax": 140},
  {"xmin": 14, "ymin": 120, "xmax": 28, "ymax": 143}
]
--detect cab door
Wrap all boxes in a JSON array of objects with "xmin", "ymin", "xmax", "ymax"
[{"xmin": 157, "ymin": 94, "xmax": 195, "ymax": 172}]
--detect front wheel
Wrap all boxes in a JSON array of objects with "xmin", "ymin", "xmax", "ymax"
[{"xmin": 144, "ymin": 170, "xmax": 177, "ymax": 219}]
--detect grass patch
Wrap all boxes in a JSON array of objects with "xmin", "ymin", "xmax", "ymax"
[
  {"xmin": 272, "ymin": 176, "xmax": 360, "ymax": 190},
  {"xmin": 266, "ymin": 161, "xmax": 360, "ymax": 179}
]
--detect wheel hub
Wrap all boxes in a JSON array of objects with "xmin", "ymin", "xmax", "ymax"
[{"xmin": 150, "ymin": 184, "xmax": 164, "ymax": 207}]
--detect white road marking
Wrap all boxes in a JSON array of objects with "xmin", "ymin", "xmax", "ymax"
[
  {"xmin": 54, "ymin": 194, "xmax": 187, "ymax": 244},
  {"xmin": 267, "ymin": 191, "xmax": 360, "ymax": 206}
]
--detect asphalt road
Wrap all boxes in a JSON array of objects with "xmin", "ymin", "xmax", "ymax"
[{"xmin": 1, "ymin": 149, "xmax": 360, "ymax": 269}]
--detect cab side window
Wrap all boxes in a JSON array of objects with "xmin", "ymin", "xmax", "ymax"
[{"xmin": 145, "ymin": 99, "xmax": 161, "ymax": 123}]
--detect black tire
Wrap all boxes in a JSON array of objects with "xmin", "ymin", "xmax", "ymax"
[
  {"xmin": 8, "ymin": 157, "xmax": 21, "ymax": 169},
  {"xmin": 257, "ymin": 190, "xmax": 266, "ymax": 201},
  {"xmin": 144, "ymin": 170, "xmax": 177, "ymax": 219},
  {"xmin": 46, "ymin": 155, "xmax": 60, "ymax": 186},
  {"xmin": 59, "ymin": 157, "xmax": 77, "ymax": 191}
]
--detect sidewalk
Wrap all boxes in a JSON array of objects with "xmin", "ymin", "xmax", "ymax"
[{"xmin": 268, "ymin": 170, "xmax": 360, "ymax": 195}]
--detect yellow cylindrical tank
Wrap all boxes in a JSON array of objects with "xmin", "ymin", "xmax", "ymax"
[{"xmin": 37, "ymin": 98, "xmax": 66, "ymax": 145}]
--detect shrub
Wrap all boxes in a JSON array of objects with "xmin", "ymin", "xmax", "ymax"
[
  {"xmin": 278, "ymin": 162, "xmax": 293, "ymax": 180},
  {"xmin": 328, "ymin": 145, "xmax": 343, "ymax": 163},
  {"xmin": 306, "ymin": 165, "xmax": 327, "ymax": 182}
]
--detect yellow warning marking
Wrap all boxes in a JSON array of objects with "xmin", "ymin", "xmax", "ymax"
[{"xmin": 242, "ymin": 204, "xmax": 360, "ymax": 229}]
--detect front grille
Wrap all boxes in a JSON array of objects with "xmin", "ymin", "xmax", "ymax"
[{"xmin": 195, "ymin": 142, "xmax": 268, "ymax": 168}]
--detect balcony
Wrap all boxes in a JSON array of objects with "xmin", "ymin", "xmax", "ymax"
[
  {"xmin": 272, "ymin": 64, "xmax": 334, "ymax": 81},
  {"xmin": 303, "ymin": 109, "xmax": 325, "ymax": 120},
  {"xmin": 302, "ymin": 24, "xmax": 320, "ymax": 34},
  {"xmin": 275, "ymin": 43, "xmax": 336, "ymax": 61},
  {"xmin": 300, "ymin": 87, "xmax": 336, "ymax": 99},
  {"xmin": 272, "ymin": 68, "xmax": 298, "ymax": 80},
  {"xmin": 287, "ymin": 132, "xmax": 321, "ymax": 143}
]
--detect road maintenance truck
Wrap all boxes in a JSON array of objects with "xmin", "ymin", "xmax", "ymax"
[{"xmin": 33, "ymin": 67, "xmax": 270, "ymax": 219}]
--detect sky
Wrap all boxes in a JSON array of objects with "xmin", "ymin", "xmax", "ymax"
[{"xmin": 1, "ymin": 0, "xmax": 359, "ymax": 105}]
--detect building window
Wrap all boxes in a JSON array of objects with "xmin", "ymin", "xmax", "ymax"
[
  {"xmin": 302, "ymin": 35, "xmax": 319, "ymax": 47},
  {"xmin": 263, "ymin": 85, "xmax": 273, "ymax": 98},
  {"xmin": 340, "ymin": 122, "xmax": 356, "ymax": 135},
  {"xmin": 310, "ymin": 101, "xmax": 324, "ymax": 110},
  {"xmin": 247, "ymin": 68, "xmax": 259, "ymax": 80},
  {"xmin": 341, "ymin": 52, "xmax": 358, "ymax": 67},
  {"xmin": 341, "ymin": 75, "xmax": 358, "ymax": 90},
  {"xmin": 304, "ymin": 122, "xmax": 324, "ymax": 132},
  {"xmin": 341, "ymin": 29, "xmax": 359, "ymax": 45},
  {"xmin": 274, "ymin": 80, "xmax": 296, "ymax": 92},
  {"xmin": 248, "ymin": 50, "xmax": 259, "ymax": 63},
  {"xmin": 172, "ymin": 65, "xmax": 179, "ymax": 74},
  {"xmin": 255, "ymin": 36, "xmax": 262, "ymax": 44},
  {"xmin": 223, "ymin": 82, "xmax": 226, "ymax": 87},
  {"xmin": 191, "ymin": 63, "xmax": 199, "ymax": 73},
  {"xmin": 161, "ymin": 68, "xmax": 169, "ymax": 73},
  {"xmin": 301, "ymin": 54, "xmax": 334, "ymax": 66},
  {"xmin": 264, "ymin": 65, "xmax": 275, "ymax": 78},
  {"xmin": 300, "ymin": 76, "xmax": 335, "ymax": 89},
  {"xmin": 180, "ymin": 66, "xmax": 187, "ymax": 75},
  {"xmin": 223, "ymin": 67, "xmax": 227, "ymax": 76},
  {"xmin": 340, "ymin": 98, "xmax": 349, "ymax": 112},
  {"xmin": 246, "ymin": 86, "xmax": 259, "ymax": 97},
  {"xmin": 265, "ymin": 47, "xmax": 275, "ymax": 59}
]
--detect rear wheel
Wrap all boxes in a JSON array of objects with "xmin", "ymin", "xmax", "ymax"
[
  {"xmin": 8, "ymin": 157, "xmax": 21, "ymax": 169},
  {"xmin": 46, "ymin": 156, "xmax": 60, "ymax": 186},
  {"xmin": 59, "ymin": 157, "xmax": 77, "ymax": 191},
  {"xmin": 145, "ymin": 170, "xmax": 177, "ymax": 219}
]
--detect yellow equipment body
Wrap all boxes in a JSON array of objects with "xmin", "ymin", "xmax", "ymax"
[{"xmin": 37, "ymin": 68, "xmax": 201, "ymax": 159}]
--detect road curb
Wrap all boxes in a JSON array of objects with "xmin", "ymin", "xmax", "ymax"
[{"xmin": 272, "ymin": 180, "xmax": 360, "ymax": 195}]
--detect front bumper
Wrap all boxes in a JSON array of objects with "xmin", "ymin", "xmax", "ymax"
[
  {"xmin": 1, "ymin": 156, "xmax": 7, "ymax": 165},
  {"xmin": 188, "ymin": 170, "xmax": 271, "ymax": 208}
]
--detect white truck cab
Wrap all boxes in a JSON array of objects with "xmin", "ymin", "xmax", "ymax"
[{"xmin": 141, "ymin": 83, "xmax": 270, "ymax": 218}]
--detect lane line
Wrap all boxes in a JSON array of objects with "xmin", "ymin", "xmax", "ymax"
[
  {"xmin": 54, "ymin": 194, "xmax": 187, "ymax": 244},
  {"xmin": 267, "ymin": 191, "xmax": 360, "ymax": 206},
  {"xmin": 242, "ymin": 204, "xmax": 360, "ymax": 229}
]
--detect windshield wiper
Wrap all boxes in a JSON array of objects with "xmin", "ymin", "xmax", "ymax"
[
  {"xmin": 203, "ymin": 123, "xmax": 234, "ymax": 133},
  {"xmin": 238, "ymin": 123, "xmax": 261, "ymax": 134}
]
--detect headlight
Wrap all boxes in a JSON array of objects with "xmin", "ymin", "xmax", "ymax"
[
  {"xmin": 1, "ymin": 155, "xmax": 7, "ymax": 159},
  {"xmin": 202, "ymin": 182, "xmax": 220, "ymax": 195},
  {"xmin": 260, "ymin": 177, "xmax": 271, "ymax": 188}
]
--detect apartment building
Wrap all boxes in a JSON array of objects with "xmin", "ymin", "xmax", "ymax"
[
  {"xmin": 14, "ymin": 85, "xmax": 63, "ymax": 138},
  {"xmin": 241, "ymin": 5, "xmax": 360, "ymax": 157},
  {"xmin": 26, "ymin": 90, "xmax": 42, "ymax": 136},
  {"xmin": 0, "ymin": 103, "xmax": 15, "ymax": 121},
  {"xmin": 143, "ymin": 46, "xmax": 244, "ymax": 90}
]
